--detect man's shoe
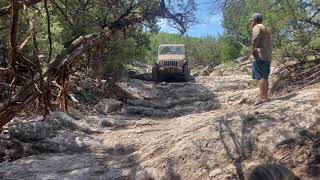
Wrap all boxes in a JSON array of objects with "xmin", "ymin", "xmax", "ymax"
[{"xmin": 253, "ymin": 98, "xmax": 270, "ymax": 106}]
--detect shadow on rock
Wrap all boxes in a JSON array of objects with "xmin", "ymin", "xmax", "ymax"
[
  {"xmin": 0, "ymin": 143, "xmax": 142, "ymax": 180},
  {"xmin": 0, "ymin": 112, "xmax": 182, "ymax": 179},
  {"xmin": 122, "ymin": 79, "xmax": 220, "ymax": 118},
  {"xmin": 0, "ymin": 141, "xmax": 182, "ymax": 180},
  {"xmin": 129, "ymin": 158, "xmax": 182, "ymax": 180},
  {"xmin": 217, "ymin": 113, "xmax": 259, "ymax": 180},
  {"xmin": 0, "ymin": 112, "xmax": 94, "ymax": 162},
  {"xmin": 268, "ymin": 119, "xmax": 320, "ymax": 179}
]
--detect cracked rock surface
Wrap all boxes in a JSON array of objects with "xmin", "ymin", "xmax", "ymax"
[{"xmin": 1, "ymin": 71, "xmax": 320, "ymax": 179}]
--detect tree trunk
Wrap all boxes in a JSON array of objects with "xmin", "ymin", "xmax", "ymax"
[{"xmin": 0, "ymin": 31, "xmax": 111, "ymax": 130}]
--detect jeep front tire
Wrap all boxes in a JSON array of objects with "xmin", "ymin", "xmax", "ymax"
[
  {"xmin": 152, "ymin": 65, "xmax": 160, "ymax": 82},
  {"xmin": 183, "ymin": 63, "xmax": 190, "ymax": 82}
]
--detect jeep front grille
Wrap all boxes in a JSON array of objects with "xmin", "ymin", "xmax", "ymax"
[{"xmin": 163, "ymin": 60, "xmax": 178, "ymax": 67}]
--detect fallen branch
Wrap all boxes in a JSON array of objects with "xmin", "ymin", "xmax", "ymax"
[
  {"xmin": 7, "ymin": 76, "xmax": 16, "ymax": 102},
  {"xmin": 17, "ymin": 34, "xmax": 32, "ymax": 51},
  {"xmin": 305, "ymin": 70, "xmax": 320, "ymax": 80},
  {"xmin": 0, "ymin": 67, "xmax": 13, "ymax": 77},
  {"xmin": 238, "ymin": 60, "xmax": 252, "ymax": 67},
  {"xmin": 306, "ymin": 75, "xmax": 320, "ymax": 86},
  {"xmin": 0, "ymin": 0, "xmax": 193, "ymax": 130},
  {"xmin": 0, "ymin": 31, "xmax": 110, "ymax": 129},
  {"xmin": 0, "ymin": 82, "xmax": 21, "ymax": 88},
  {"xmin": 271, "ymin": 59, "xmax": 320, "ymax": 94}
]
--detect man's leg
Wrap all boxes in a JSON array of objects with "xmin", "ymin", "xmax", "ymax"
[
  {"xmin": 259, "ymin": 79, "xmax": 269, "ymax": 101},
  {"xmin": 264, "ymin": 79, "xmax": 269, "ymax": 100},
  {"xmin": 258, "ymin": 79, "xmax": 264, "ymax": 100}
]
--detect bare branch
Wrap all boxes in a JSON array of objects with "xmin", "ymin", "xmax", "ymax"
[
  {"xmin": 9, "ymin": 0, "xmax": 19, "ymax": 68},
  {"xmin": 0, "ymin": 0, "xmax": 197, "ymax": 129},
  {"xmin": 44, "ymin": 0, "xmax": 53, "ymax": 62},
  {"xmin": 17, "ymin": 34, "xmax": 32, "ymax": 51},
  {"xmin": 49, "ymin": 0, "xmax": 74, "ymax": 26}
]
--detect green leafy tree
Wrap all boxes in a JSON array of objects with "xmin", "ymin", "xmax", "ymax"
[
  {"xmin": 144, "ymin": 32, "xmax": 220, "ymax": 66},
  {"xmin": 217, "ymin": 0, "xmax": 320, "ymax": 63}
]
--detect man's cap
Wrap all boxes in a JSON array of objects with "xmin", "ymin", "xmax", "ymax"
[{"xmin": 250, "ymin": 13, "xmax": 263, "ymax": 22}]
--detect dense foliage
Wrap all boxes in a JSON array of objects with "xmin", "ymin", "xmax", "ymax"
[
  {"xmin": 143, "ymin": 33, "xmax": 217, "ymax": 65},
  {"xmin": 0, "ymin": 0, "xmax": 196, "ymax": 68},
  {"xmin": 215, "ymin": 0, "xmax": 320, "ymax": 62},
  {"xmin": 0, "ymin": 0, "xmax": 197, "ymax": 125},
  {"xmin": 140, "ymin": 32, "xmax": 242, "ymax": 66}
]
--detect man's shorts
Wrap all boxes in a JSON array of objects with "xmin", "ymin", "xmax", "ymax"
[{"xmin": 252, "ymin": 60, "xmax": 271, "ymax": 80}]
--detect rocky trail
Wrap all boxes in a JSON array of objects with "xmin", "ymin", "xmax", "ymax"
[{"xmin": 0, "ymin": 68, "xmax": 320, "ymax": 180}]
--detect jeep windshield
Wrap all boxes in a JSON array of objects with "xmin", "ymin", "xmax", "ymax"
[{"xmin": 159, "ymin": 46, "xmax": 185, "ymax": 55}]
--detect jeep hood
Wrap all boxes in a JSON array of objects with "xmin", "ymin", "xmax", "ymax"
[{"xmin": 158, "ymin": 54, "xmax": 185, "ymax": 61}]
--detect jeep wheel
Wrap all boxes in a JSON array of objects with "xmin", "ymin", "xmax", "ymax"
[
  {"xmin": 152, "ymin": 66, "xmax": 160, "ymax": 82},
  {"xmin": 183, "ymin": 63, "xmax": 191, "ymax": 82}
]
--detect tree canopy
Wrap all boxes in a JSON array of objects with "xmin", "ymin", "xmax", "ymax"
[
  {"xmin": 0, "ymin": 0, "xmax": 197, "ymax": 128},
  {"xmin": 215, "ymin": 0, "xmax": 320, "ymax": 62}
]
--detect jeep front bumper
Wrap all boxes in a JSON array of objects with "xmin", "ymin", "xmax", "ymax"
[{"xmin": 158, "ymin": 67, "xmax": 183, "ymax": 74}]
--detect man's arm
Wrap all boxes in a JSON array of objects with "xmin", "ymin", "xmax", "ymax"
[{"xmin": 252, "ymin": 26, "xmax": 261, "ymax": 58}]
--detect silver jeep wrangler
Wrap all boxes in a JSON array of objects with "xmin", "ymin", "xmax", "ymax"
[{"xmin": 152, "ymin": 44, "xmax": 191, "ymax": 82}]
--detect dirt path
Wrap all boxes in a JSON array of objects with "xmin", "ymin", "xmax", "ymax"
[{"xmin": 0, "ymin": 74, "xmax": 320, "ymax": 179}]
